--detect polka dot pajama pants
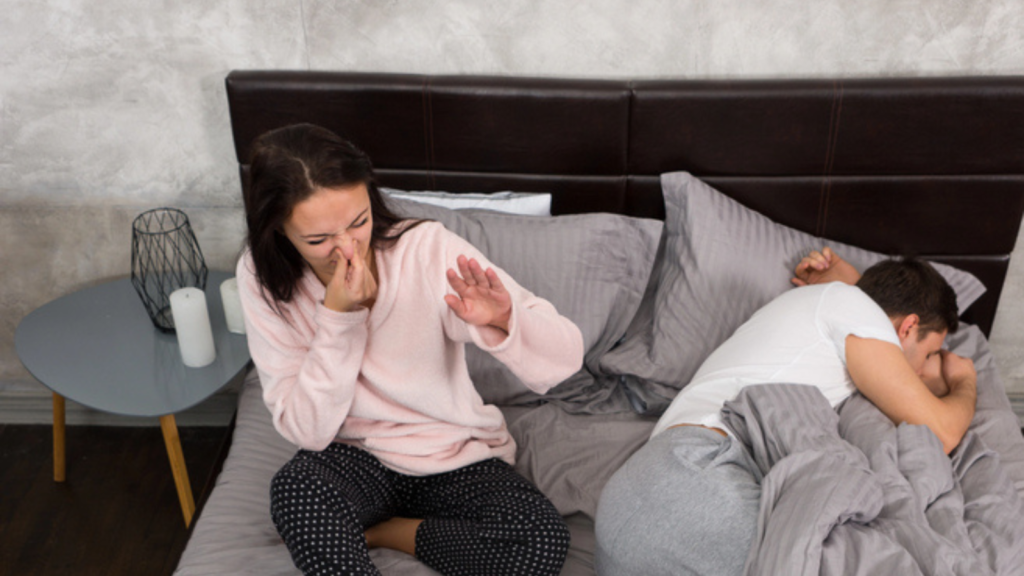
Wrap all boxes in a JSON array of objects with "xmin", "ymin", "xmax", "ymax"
[{"xmin": 270, "ymin": 443, "xmax": 570, "ymax": 576}]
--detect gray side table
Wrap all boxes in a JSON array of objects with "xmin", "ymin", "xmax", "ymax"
[{"xmin": 15, "ymin": 270, "xmax": 251, "ymax": 527}]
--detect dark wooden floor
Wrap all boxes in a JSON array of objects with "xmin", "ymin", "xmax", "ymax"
[{"xmin": 0, "ymin": 423, "xmax": 233, "ymax": 576}]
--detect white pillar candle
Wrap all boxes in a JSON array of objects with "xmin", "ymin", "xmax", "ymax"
[
  {"xmin": 169, "ymin": 287, "xmax": 217, "ymax": 368},
  {"xmin": 220, "ymin": 278, "xmax": 246, "ymax": 334}
]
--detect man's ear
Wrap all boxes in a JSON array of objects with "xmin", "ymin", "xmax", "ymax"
[{"xmin": 897, "ymin": 314, "xmax": 920, "ymax": 340}]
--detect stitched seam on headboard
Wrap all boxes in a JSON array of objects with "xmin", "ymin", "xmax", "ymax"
[
  {"xmin": 818, "ymin": 80, "xmax": 844, "ymax": 237},
  {"xmin": 625, "ymin": 81, "xmax": 636, "ymax": 214},
  {"xmin": 422, "ymin": 79, "xmax": 436, "ymax": 189}
]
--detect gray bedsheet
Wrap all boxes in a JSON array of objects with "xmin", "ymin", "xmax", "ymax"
[
  {"xmin": 176, "ymin": 326, "xmax": 1024, "ymax": 575},
  {"xmin": 722, "ymin": 382, "xmax": 1024, "ymax": 575}
]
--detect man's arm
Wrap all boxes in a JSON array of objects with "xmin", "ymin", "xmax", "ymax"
[{"xmin": 846, "ymin": 336, "xmax": 977, "ymax": 454}]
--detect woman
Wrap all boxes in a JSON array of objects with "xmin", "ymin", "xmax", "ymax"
[{"xmin": 236, "ymin": 123, "xmax": 582, "ymax": 576}]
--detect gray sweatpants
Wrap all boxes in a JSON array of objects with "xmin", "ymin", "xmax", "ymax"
[{"xmin": 595, "ymin": 426, "xmax": 762, "ymax": 576}]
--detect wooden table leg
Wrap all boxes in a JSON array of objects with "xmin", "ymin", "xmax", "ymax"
[
  {"xmin": 52, "ymin": 389, "xmax": 67, "ymax": 479},
  {"xmin": 53, "ymin": 393, "xmax": 66, "ymax": 482},
  {"xmin": 159, "ymin": 414, "xmax": 195, "ymax": 527}
]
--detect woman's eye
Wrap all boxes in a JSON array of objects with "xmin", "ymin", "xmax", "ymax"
[
  {"xmin": 308, "ymin": 239, "xmax": 326, "ymax": 246},
  {"xmin": 354, "ymin": 218, "xmax": 368, "ymax": 228}
]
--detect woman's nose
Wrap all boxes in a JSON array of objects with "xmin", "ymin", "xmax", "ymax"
[{"xmin": 331, "ymin": 234, "xmax": 355, "ymax": 257}]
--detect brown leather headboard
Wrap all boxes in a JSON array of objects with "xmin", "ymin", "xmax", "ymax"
[{"xmin": 225, "ymin": 71, "xmax": 1024, "ymax": 335}]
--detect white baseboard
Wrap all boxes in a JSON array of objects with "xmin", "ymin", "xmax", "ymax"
[{"xmin": 0, "ymin": 387, "xmax": 238, "ymax": 427}]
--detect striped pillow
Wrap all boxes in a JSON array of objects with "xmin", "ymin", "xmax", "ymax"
[
  {"xmin": 599, "ymin": 171, "xmax": 987, "ymax": 415},
  {"xmin": 388, "ymin": 196, "xmax": 664, "ymax": 414}
]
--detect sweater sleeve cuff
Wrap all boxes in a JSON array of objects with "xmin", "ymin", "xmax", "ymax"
[
  {"xmin": 468, "ymin": 300, "xmax": 519, "ymax": 352},
  {"xmin": 315, "ymin": 302, "xmax": 370, "ymax": 329}
]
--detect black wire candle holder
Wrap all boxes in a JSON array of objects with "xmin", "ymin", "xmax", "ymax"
[{"xmin": 131, "ymin": 208, "xmax": 208, "ymax": 333}]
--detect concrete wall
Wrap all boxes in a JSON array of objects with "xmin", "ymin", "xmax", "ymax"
[{"xmin": 3, "ymin": 0, "xmax": 1023, "ymax": 422}]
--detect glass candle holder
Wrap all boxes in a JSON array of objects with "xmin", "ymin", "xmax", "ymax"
[{"xmin": 130, "ymin": 208, "xmax": 208, "ymax": 333}]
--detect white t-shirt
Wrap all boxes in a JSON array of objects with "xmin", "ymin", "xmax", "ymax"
[{"xmin": 651, "ymin": 283, "xmax": 901, "ymax": 438}]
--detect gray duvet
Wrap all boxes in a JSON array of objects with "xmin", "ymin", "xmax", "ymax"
[{"xmin": 722, "ymin": 383, "xmax": 1024, "ymax": 576}]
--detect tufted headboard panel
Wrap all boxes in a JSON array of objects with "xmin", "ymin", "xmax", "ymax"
[{"xmin": 226, "ymin": 71, "xmax": 1024, "ymax": 335}]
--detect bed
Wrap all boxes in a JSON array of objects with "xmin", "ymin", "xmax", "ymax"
[{"xmin": 175, "ymin": 72, "xmax": 1024, "ymax": 575}]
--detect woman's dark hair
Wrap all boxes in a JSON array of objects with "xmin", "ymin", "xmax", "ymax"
[
  {"xmin": 243, "ymin": 123, "xmax": 420, "ymax": 304},
  {"xmin": 856, "ymin": 258, "xmax": 959, "ymax": 337}
]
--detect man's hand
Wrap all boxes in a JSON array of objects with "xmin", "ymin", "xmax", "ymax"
[
  {"xmin": 445, "ymin": 255, "xmax": 513, "ymax": 333},
  {"xmin": 792, "ymin": 247, "xmax": 861, "ymax": 287},
  {"xmin": 940, "ymin": 350, "xmax": 977, "ymax": 394}
]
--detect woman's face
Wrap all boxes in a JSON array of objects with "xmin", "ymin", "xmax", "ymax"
[{"xmin": 281, "ymin": 184, "xmax": 374, "ymax": 285}]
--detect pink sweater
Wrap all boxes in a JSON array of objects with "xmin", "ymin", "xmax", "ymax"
[{"xmin": 237, "ymin": 221, "xmax": 584, "ymax": 476}]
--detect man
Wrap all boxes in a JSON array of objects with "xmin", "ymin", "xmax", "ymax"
[{"xmin": 594, "ymin": 251, "xmax": 977, "ymax": 576}]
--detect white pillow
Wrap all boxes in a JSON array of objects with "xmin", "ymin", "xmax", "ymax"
[{"xmin": 380, "ymin": 188, "xmax": 552, "ymax": 216}]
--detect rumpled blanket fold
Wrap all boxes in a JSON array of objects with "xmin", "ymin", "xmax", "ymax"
[{"xmin": 721, "ymin": 384, "xmax": 1024, "ymax": 576}]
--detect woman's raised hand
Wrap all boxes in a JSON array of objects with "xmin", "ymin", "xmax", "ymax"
[
  {"xmin": 445, "ymin": 255, "xmax": 512, "ymax": 333},
  {"xmin": 324, "ymin": 237, "xmax": 377, "ymax": 312}
]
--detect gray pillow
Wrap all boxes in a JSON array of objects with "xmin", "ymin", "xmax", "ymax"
[
  {"xmin": 387, "ymin": 196, "xmax": 664, "ymax": 414},
  {"xmin": 599, "ymin": 171, "xmax": 987, "ymax": 415}
]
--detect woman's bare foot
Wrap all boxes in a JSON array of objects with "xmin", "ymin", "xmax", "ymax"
[{"xmin": 364, "ymin": 517, "xmax": 424, "ymax": 556}]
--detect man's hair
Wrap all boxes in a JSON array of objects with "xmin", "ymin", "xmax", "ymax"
[{"xmin": 856, "ymin": 258, "xmax": 959, "ymax": 337}]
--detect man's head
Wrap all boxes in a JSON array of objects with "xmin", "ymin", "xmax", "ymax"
[{"xmin": 856, "ymin": 258, "xmax": 958, "ymax": 375}]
